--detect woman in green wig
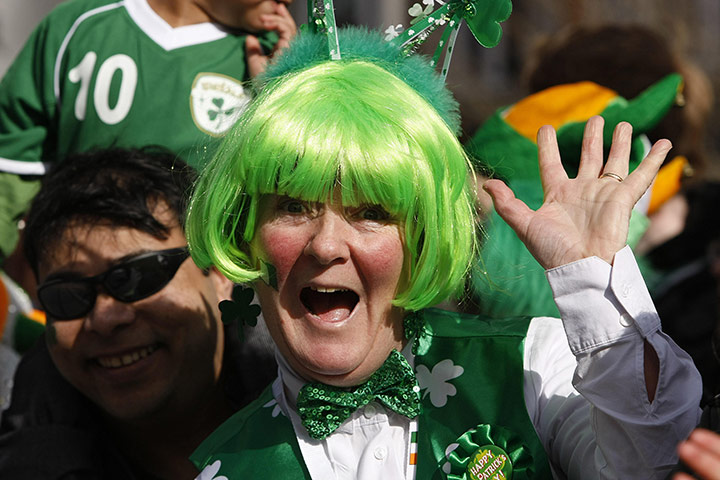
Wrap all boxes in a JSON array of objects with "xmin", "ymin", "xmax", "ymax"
[{"xmin": 186, "ymin": 26, "xmax": 700, "ymax": 480}]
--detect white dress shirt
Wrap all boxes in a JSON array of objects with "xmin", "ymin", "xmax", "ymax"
[{"xmin": 272, "ymin": 246, "xmax": 702, "ymax": 479}]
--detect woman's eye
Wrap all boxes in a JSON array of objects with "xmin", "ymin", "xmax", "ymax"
[
  {"xmin": 279, "ymin": 198, "xmax": 306, "ymax": 214},
  {"xmin": 357, "ymin": 205, "xmax": 389, "ymax": 221},
  {"xmin": 287, "ymin": 201, "xmax": 304, "ymax": 213}
]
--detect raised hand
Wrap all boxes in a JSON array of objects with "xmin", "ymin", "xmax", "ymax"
[
  {"xmin": 246, "ymin": 2, "xmax": 297, "ymax": 78},
  {"xmin": 483, "ymin": 115, "xmax": 672, "ymax": 269}
]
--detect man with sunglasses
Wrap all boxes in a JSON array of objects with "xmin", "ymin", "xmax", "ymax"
[{"xmin": 0, "ymin": 148, "xmax": 277, "ymax": 479}]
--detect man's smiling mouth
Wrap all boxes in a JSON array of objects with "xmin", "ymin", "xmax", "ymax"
[
  {"xmin": 300, "ymin": 286, "xmax": 359, "ymax": 322},
  {"xmin": 96, "ymin": 344, "xmax": 158, "ymax": 369}
]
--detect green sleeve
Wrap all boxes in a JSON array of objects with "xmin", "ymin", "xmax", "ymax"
[
  {"xmin": 0, "ymin": 6, "xmax": 69, "ymax": 259},
  {"xmin": 0, "ymin": 172, "xmax": 41, "ymax": 260},
  {"xmin": 0, "ymin": 12, "xmax": 62, "ymax": 171}
]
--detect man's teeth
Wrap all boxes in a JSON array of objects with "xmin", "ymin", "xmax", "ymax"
[
  {"xmin": 311, "ymin": 287, "xmax": 350, "ymax": 293},
  {"xmin": 97, "ymin": 345, "xmax": 157, "ymax": 369}
]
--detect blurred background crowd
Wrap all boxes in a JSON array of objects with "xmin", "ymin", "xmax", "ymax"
[
  {"xmin": 4, "ymin": 0, "xmax": 718, "ymax": 165},
  {"xmin": 306, "ymin": 0, "xmax": 720, "ymax": 166}
]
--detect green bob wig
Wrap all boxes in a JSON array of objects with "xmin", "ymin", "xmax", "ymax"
[{"xmin": 186, "ymin": 28, "xmax": 477, "ymax": 311}]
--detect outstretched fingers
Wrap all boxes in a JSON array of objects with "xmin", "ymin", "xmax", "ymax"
[
  {"xmin": 623, "ymin": 138, "xmax": 672, "ymax": 203},
  {"xmin": 537, "ymin": 125, "xmax": 568, "ymax": 191},
  {"xmin": 576, "ymin": 116, "xmax": 606, "ymax": 179},
  {"xmin": 483, "ymin": 179, "xmax": 534, "ymax": 237},
  {"xmin": 601, "ymin": 122, "xmax": 633, "ymax": 180}
]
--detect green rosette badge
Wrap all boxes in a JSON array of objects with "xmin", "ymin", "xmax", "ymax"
[
  {"xmin": 446, "ymin": 424, "xmax": 535, "ymax": 480},
  {"xmin": 466, "ymin": 445, "xmax": 512, "ymax": 480}
]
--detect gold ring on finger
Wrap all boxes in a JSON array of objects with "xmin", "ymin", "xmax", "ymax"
[{"xmin": 600, "ymin": 172, "xmax": 624, "ymax": 182}]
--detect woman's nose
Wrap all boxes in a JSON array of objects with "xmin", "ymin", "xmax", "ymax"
[
  {"xmin": 303, "ymin": 210, "xmax": 350, "ymax": 265},
  {"xmin": 84, "ymin": 293, "xmax": 135, "ymax": 336}
]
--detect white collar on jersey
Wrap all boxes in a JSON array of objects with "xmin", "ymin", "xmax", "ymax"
[{"xmin": 124, "ymin": 0, "xmax": 231, "ymax": 51}]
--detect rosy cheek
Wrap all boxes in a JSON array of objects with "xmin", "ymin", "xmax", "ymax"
[
  {"xmin": 357, "ymin": 236, "xmax": 405, "ymax": 287},
  {"xmin": 259, "ymin": 229, "xmax": 304, "ymax": 285}
]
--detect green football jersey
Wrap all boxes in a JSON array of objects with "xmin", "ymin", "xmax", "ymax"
[{"xmin": 0, "ymin": 0, "xmax": 274, "ymax": 173}]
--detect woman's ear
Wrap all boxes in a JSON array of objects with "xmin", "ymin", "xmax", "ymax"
[{"xmin": 208, "ymin": 266, "xmax": 235, "ymax": 302}]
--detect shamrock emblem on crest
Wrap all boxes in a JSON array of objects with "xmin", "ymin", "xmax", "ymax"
[
  {"xmin": 219, "ymin": 285, "xmax": 260, "ymax": 342},
  {"xmin": 207, "ymin": 97, "xmax": 237, "ymax": 122}
]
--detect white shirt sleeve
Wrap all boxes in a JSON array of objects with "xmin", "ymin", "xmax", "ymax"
[{"xmin": 524, "ymin": 245, "xmax": 702, "ymax": 479}]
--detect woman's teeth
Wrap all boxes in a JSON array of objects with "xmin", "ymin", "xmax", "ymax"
[
  {"xmin": 311, "ymin": 287, "xmax": 350, "ymax": 293},
  {"xmin": 97, "ymin": 344, "xmax": 158, "ymax": 368},
  {"xmin": 301, "ymin": 287, "xmax": 360, "ymax": 321}
]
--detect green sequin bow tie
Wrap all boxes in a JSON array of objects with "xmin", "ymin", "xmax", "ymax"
[{"xmin": 296, "ymin": 349, "xmax": 422, "ymax": 440}]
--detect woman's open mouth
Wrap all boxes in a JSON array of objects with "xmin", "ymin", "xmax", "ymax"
[{"xmin": 300, "ymin": 286, "xmax": 359, "ymax": 322}]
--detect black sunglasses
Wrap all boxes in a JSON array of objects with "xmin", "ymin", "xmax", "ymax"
[{"xmin": 37, "ymin": 247, "xmax": 190, "ymax": 320}]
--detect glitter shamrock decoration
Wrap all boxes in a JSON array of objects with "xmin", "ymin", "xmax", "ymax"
[
  {"xmin": 408, "ymin": 0, "xmax": 437, "ymax": 25},
  {"xmin": 390, "ymin": 0, "xmax": 512, "ymax": 79},
  {"xmin": 393, "ymin": 0, "xmax": 511, "ymax": 49},
  {"xmin": 219, "ymin": 284, "xmax": 260, "ymax": 342},
  {"xmin": 384, "ymin": 24, "xmax": 404, "ymax": 41},
  {"xmin": 306, "ymin": 0, "xmax": 341, "ymax": 59},
  {"xmin": 302, "ymin": 0, "xmax": 511, "ymax": 82},
  {"xmin": 462, "ymin": 0, "xmax": 512, "ymax": 47}
]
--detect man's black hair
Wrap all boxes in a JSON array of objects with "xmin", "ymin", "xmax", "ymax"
[{"xmin": 23, "ymin": 147, "xmax": 197, "ymax": 276}]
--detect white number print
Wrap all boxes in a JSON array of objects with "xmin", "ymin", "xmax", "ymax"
[
  {"xmin": 67, "ymin": 51, "xmax": 97, "ymax": 121},
  {"xmin": 68, "ymin": 52, "xmax": 137, "ymax": 125}
]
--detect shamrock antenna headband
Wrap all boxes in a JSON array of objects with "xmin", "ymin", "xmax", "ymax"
[{"xmin": 306, "ymin": 0, "xmax": 512, "ymax": 80}]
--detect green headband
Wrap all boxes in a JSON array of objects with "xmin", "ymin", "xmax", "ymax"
[
  {"xmin": 307, "ymin": 0, "xmax": 511, "ymax": 76},
  {"xmin": 258, "ymin": 0, "xmax": 513, "ymax": 134}
]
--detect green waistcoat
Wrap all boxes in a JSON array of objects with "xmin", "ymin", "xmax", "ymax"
[{"xmin": 191, "ymin": 309, "xmax": 551, "ymax": 479}]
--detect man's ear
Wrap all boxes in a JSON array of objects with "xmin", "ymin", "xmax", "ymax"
[{"xmin": 207, "ymin": 266, "xmax": 234, "ymax": 302}]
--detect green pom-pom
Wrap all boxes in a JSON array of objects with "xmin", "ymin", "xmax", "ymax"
[{"xmin": 257, "ymin": 27, "xmax": 461, "ymax": 134}]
